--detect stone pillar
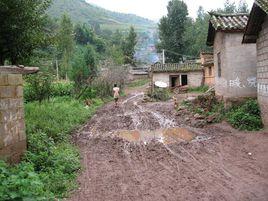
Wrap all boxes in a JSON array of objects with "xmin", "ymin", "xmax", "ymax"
[
  {"xmin": 0, "ymin": 74, "xmax": 26, "ymax": 163},
  {"xmin": 0, "ymin": 66, "xmax": 38, "ymax": 164}
]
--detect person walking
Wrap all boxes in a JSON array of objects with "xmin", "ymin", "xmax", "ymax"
[{"xmin": 113, "ymin": 84, "xmax": 120, "ymax": 107}]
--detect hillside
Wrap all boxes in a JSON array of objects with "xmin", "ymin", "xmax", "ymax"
[{"xmin": 47, "ymin": 0, "xmax": 156, "ymax": 31}]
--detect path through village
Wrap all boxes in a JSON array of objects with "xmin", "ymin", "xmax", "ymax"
[{"xmin": 69, "ymin": 84, "xmax": 268, "ymax": 201}]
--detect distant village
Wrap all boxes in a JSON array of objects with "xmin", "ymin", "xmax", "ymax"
[{"xmin": 149, "ymin": 0, "xmax": 268, "ymax": 128}]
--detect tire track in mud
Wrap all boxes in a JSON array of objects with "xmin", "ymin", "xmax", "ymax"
[{"xmin": 69, "ymin": 92, "xmax": 268, "ymax": 201}]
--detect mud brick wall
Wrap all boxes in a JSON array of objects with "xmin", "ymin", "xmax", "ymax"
[
  {"xmin": 257, "ymin": 16, "xmax": 268, "ymax": 128},
  {"xmin": 0, "ymin": 74, "xmax": 26, "ymax": 163}
]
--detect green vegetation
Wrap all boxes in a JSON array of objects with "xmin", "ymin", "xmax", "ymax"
[
  {"xmin": 0, "ymin": 0, "xmax": 52, "ymax": 64},
  {"xmin": 0, "ymin": 97, "xmax": 104, "ymax": 200},
  {"xmin": 122, "ymin": 26, "xmax": 138, "ymax": 64},
  {"xmin": 227, "ymin": 99, "xmax": 263, "ymax": 131},
  {"xmin": 149, "ymin": 88, "xmax": 171, "ymax": 101},
  {"xmin": 158, "ymin": 0, "xmax": 188, "ymax": 62},
  {"xmin": 127, "ymin": 79, "xmax": 150, "ymax": 88},
  {"xmin": 47, "ymin": 0, "xmax": 156, "ymax": 31},
  {"xmin": 182, "ymin": 92, "xmax": 225, "ymax": 123},
  {"xmin": 188, "ymin": 85, "xmax": 209, "ymax": 93},
  {"xmin": 183, "ymin": 94, "xmax": 263, "ymax": 130},
  {"xmin": 157, "ymin": 0, "xmax": 249, "ymax": 59}
]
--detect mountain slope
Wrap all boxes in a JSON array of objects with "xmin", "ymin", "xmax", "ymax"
[{"xmin": 47, "ymin": 0, "xmax": 156, "ymax": 30}]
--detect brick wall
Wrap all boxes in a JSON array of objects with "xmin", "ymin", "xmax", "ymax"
[
  {"xmin": 0, "ymin": 74, "xmax": 26, "ymax": 163},
  {"xmin": 257, "ymin": 16, "xmax": 268, "ymax": 128}
]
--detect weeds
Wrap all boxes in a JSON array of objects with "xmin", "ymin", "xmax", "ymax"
[
  {"xmin": 127, "ymin": 78, "xmax": 149, "ymax": 88},
  {"xmin": 188, "ymin": 85, "xmax": 209, "ymax": 93},
  {"xmin": 0, "ymin": 97, "xmax": 104, "ymax": 199},
  {"xmin": 227, "ymin": 99, "xmax": 263, "ymax": 131}
]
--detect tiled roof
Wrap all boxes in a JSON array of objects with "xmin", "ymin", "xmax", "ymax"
[
  {"xmin": 256, "ymin": 0, "xmax": 268, "ymax": 13},
  {"xmin": 151, "ymin": 63, "xmax": 202, "ymax": 73},
  {"xmin": 209, "ymin": 13, "xmax": 249, "ymax": 31},
  {"xmin": 242, "ymin": 1, "xmax": 268, "ymax": 43},
  {"xmin": 207, "ymin": 13, "xmax": 249, "ymax": 46}
]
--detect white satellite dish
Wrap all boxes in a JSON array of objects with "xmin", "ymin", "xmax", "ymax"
[{"xmin": 155, "ymin": 81, "xmax": 168, "ymax": 88}]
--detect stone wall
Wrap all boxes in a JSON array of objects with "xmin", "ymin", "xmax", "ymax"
[
  {"xmin": 0, "ymin": 74, "xmax": 26, "ymax": 163},
  {"xmin": 214, "ymin": 32, "xmax": 257, "ymax": 100},
  {"xmin": 152, "ymin": 71, "xmax": 203, "ymax": 88},
  {"xmin": 257, "ymin": 16, "xmax": 268, "ymax": 128}
]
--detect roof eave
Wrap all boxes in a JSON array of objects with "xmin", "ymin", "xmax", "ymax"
[{"xmin": 243, "ymin": 3, "xmax": 267, "ymax": 44}]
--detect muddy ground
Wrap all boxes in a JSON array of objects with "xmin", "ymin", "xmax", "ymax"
[{"xmin": 69, "ymin": 86, "xmax": 268, "ymax": 201}]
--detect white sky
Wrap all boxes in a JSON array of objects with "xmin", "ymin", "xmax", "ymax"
[{"xmin": 86, "ymin": 0, "xmax": 254, "ymax": 21}]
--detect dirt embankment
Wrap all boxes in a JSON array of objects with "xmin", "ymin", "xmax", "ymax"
[{"xmin": 70, "ymin": 91, "xmax": 268, "ymax": 201}]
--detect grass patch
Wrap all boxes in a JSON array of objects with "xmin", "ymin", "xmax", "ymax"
[
  {"xmin": 0, "ymin": 97, "xmax": 104, "ymax": 200},
  {"xmin": 188, "ymin": 85, "xmax": 209, "ymax": 93},
  {"xmin": 127, "ymin": 78, "xmax": 149, "ymax": 88},
  {"xmin": 227, "ymin": 99, "xmax": 263, "ymax": 131}
]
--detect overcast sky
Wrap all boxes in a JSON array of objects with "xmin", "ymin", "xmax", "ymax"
[{"xmin": 86, "ymin": 0, "xmax": 254, "ymax": 21}]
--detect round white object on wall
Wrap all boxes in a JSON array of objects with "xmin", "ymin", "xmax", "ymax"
[{"xmin": 155, "ymin": 81, "xmax": 168, "ymax": 88}]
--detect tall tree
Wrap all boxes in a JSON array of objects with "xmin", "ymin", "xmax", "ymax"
[
  {"xmin": 223, "ymin": 0, "xmax": 236, "ymax": 13},
  {"xmin": 0, "ymin": 0, "xmax": 51, "ymax": 65},
  {"xmin": 183, "ymin": 6, "xmax": 211, "ymax": 57},
  {"xmin": 122, "ymin": 26, "xmax": 137, "ymax": 64},
  {"xmin": 237, "ymin": 0, "xmax": 249, "ymax": 13},
  {"xmin": 158, "ymin": 0, "xmax": 188, "ymax": 62},
  {"xmin": 58, "ymin": 14, "xmax": 74, "ymax": 80}
]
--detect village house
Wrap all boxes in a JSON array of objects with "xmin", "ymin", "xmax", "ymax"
[
  {"xmin": 242, "ymin": 0, "xmax": 268, "ymax": 127},
  {"xmin": 200, "ymin": 52, "xmax": 215, "ymax": 86},
  {"xmin": 150, "ymin": 62, "xmax": 203, "ymax": 88},
  {"xmin": 207, "ymin": 13, "xmax": 257, "ymax": 102}
]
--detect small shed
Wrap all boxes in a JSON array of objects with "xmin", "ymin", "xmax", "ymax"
[
  {"xmin": 200, "ymin": 52, "xmax": 215, "ymax": 86},
  {"xmin": 243, "ymin": 0, "xmax": 268, "ymax": 127},
  {"xmin": 150, "ymin": 62, "xmax": 203, "ymax": 89},
  {"xmin": 207, "ymin": 13, "xmax": 257, "ymax": 102}
]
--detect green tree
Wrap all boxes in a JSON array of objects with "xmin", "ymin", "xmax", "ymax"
[
  {"xmin": 71, "ymin": 48, "xmax": 89, "ymax": 91},
  {"xmin": 237, "ymin": 0, "xmax": 249, "ymax": 13},
  {"xmin": 58, "ymin": 14, "xmax": 74, "ymax": 80},
  {"xmin": 183, "ymin": 6, "xmax": 211, "ymax": 57},
  {"xmin": 84, "ymin": 45, "xmax": 97, "ymax": 81},
  {"xmin": 0, "ymin": 0, "xmax": 51, "ymax": 65},
  {"xmin": 122, "ymin": 26, "xmax": 137, "ymax": 64},
  {"xmin": 223, "ymin": 0, "xmax": 236, "ymax": 13},
  {"xmin": 74, "ymin": 23, "xmax": 94, "ymax": 45},
  {"xmin": 158, "ymin": 0, "xmax": 188, "ymax": 62}
]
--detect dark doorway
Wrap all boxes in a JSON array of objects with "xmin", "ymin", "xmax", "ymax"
[
  {"xmin": 171, "ymin": 76, "xmax": 179, "ymax": 88},
  {"xmin": 181, "ymin": 75, "xmax": 188, "ymax": 86}
]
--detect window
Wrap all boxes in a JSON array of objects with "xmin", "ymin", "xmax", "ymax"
[
  {"xmin": 217, "ymin": 52, "xmax": 221, "ymax": 77},
  {"xmin": 209, "ymin": 67, "xmax": 212, "ymax": 76}
]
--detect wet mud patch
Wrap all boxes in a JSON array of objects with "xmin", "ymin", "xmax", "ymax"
[{"xmin": 115, "ymin": 127, "xmax": 196, "ymax": 144}]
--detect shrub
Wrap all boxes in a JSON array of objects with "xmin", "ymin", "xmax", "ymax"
[
  {"xmin": 0, "ymin": 161, "xmax": 53, "ymax": 200},
  {"xmin": 149, "ymin": 88, "xmax": 170, "ymax": 101},
  {"xmin": 51, "ymin": 82, "xmax": 74, "ymax": 97},
  {"xmin": 24, "ymin": 73, "xmax": 54, "ymax": 103},
  {"xmin": 227, "ymin": 99, "xmax": 263, "ymax": 131},
  {"xmin": 188, "ymin": 85, "xmax": 209, "ymax": 93}
]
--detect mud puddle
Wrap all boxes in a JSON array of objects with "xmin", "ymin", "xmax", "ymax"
[{"xmin": 115, "ymin": 127, "xmax": 196, "ymax": 144}]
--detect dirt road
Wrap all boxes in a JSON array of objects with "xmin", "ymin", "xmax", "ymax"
[{"xmin": 69, "ymin": 87, "xmax": 268, "ymax": 201}]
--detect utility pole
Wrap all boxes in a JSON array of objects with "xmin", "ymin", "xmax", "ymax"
[{"xmin": 162, "ymin": 49, "xmax": 165, "ymax": 64}]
